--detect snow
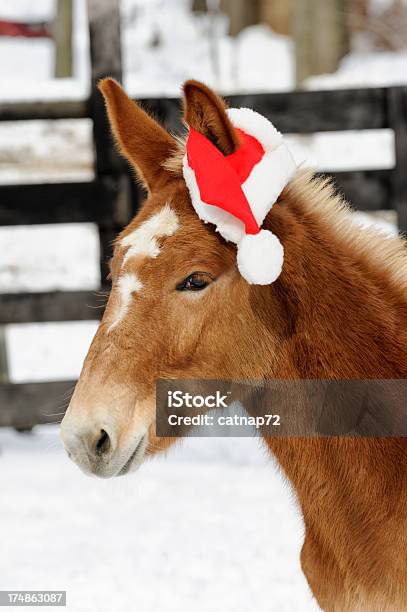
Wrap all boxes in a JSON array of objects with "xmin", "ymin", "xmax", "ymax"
[
  {"xmin": 286, "ymin": 129, "xmax": 395, "ymax": 172},
  {"xmin": 0, "ymin": 0, "xmax": 89, "ymax": 103},
  {"xmin": 0, "ymin": 0, "xmax": 54, "ymax": 21},
  {"xmin": 0, "ymin": 119, "xmax": 93, "ymax": 185},
  {"xmin": 0, "ymin": 3, "xmax": 403, "ymax": 608},
  {"xmin": 122, "ymin": 2, "xmax": 407, "ymax": 97},
  {"xmin": 124, "ymin": 17, "xmax": 294, "ymax": 97},
  {"xmin": 369, "ymin": 0, "xmax": 400, "ymax": 14},
  {"xmin": 2, "ymin": 0, "xmax": 405, "ymax": 101},
  {"xmin": 122, "ymin": 0, "xmax": 295, "ymax": 96},
  {"xmin": 233, "ymin": 26, "xmax": 294, "ymax": 93},
  {"xmin": 6, "ymin": 320, "xmax": 99, "ymax": 383},
  {"xmin": 0, "ymin": 426, "xmax": 318, "ymax": 612},
  {"xmin": 306, "ymin": 50, "xmax": 407, "ymax": 91},
  {"xmin": 0, "ymin": 223, "xmax": 100, "ymax": 293},
  {"xmin": 0, "ymin": 38, "xmax": 53, "ymax": 82},
  {"xmin": 123, "ymin": 0, "xmax": 225, "ymax": 96}
]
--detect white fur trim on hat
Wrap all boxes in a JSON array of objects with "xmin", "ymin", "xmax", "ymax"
[
  {"xmin": 226, "ymin": 107, "xmax": 282, "ymax": 150},
  {"xmin": 227, "ymin": 108, "xmax": 296, "ymax": 228},
  {"xmin": 242, "ymin": 144, "xmax": 296, "ymax": 227}
]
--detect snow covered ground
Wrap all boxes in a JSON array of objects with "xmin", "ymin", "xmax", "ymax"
[{"xmin": 0, "ymin": 427, "xmax": 318, "ymax": 612}]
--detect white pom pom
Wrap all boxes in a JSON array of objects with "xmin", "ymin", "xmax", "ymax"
[{"xmin": 236, "ymin": 229, "xmax": 284, "ymax": 285}]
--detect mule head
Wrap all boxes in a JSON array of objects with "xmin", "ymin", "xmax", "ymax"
[{"xmin": 60, "ymin": 79, "xmax": 284, "ymax": 478}]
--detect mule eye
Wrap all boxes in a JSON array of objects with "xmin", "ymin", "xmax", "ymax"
[{"xmin": 176, "ymin": 272, "xmax": 213, "ymax": 292}]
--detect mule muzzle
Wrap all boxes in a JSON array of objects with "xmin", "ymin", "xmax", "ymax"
[{"xmin": 60, "ymin": 415, "xmax": 147, "ymax": 478}]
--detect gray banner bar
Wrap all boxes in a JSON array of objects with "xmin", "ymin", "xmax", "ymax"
[
  {"xmin": 0, "ymin": 592, "xmax": 66, "ymax": 607},
  {"xmin": 156, "ymin": 379, "xmax": 407, "ymax": 437}
]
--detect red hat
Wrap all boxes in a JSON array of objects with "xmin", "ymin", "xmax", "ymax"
[{"xmin": 183, "ymin": 107, "xmax": 297, "ymax": 284}]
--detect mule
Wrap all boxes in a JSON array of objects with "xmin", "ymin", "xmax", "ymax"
[{"xmin": 61, "ymin": 79, "xmax": 407, "ymax": 611}]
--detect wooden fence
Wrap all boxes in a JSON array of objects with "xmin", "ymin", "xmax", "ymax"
[{"xmin": 0, "ymin": 1, "xmax": 406, "ymax": 428}]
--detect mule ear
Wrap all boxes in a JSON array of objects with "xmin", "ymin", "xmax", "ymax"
[
  {"xmin": 99, "ymin": 78, "xmax": 176, "ymax": 191},
  {"xmin": 183, "ymin": 80, "xmax": 240, "ymax": 156}
]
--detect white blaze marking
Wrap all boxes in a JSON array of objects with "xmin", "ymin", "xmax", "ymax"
[
  {"xmin": 121, "ymin": 205, "xmax": 179, "ymax": 264},
  {"xmin": 109, "ymin": 272, "xmax": 143, "ymax": 331},
  {"xmin": 109, "ymin": 206, "xmax": 179, "ymax": 330}
]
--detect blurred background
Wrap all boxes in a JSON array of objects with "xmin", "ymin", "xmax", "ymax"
[{"xmin": 0, "ymin": 1, "xmax": 406, "ymax": 610}]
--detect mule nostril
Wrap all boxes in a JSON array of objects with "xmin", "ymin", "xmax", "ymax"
[{"xmin": 95, "ymin": 429, "xmax": 111, "ymax": 456}]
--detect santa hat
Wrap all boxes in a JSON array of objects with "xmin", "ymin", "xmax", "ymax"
[{"xmin": 183, "ymin": 107, "xmax": 297, "ymax": 285}]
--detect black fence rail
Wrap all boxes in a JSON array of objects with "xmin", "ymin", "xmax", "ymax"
[{"xmin": 0, "ymin": 1, "xmax": 406, "ymax": 427}]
